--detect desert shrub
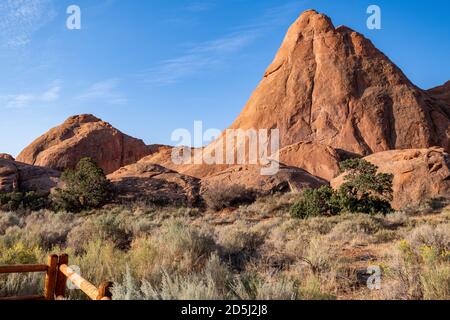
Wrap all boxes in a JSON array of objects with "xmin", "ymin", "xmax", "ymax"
[
  {"xmin": 406, "ymin": 224, "xmax": 450, "ymax": 255},
  {"xmin": 65, "ymin": 239, "xmax": 127, "ymax": 300},
  {"xmin": 241, "ymin": 192, "xmax": 304, "ymax": 217},
  {"xmin": 67, "ymin": 214, "xmax": 132, "ymax": 253},
  {"xmin": 290, "ymin": 186, "xmax": 340, "ymax": 219},
  {"xmin": 129, "ymin": 220, "xmax": 217, "ymax": 280},
  {"xmin": 113, "ymin": 254, "xmax": 231, "ymax": 300},
  {"xmin": 326, "ymin": 214, "xmax": 385, "ymax": 244},
  {"xmin": 304, "ymin": 236, "xmax": 341, "ymax": 275},
  {"xmin": 230, "ymin": 272, "xmax": 300, "ymax": 300},
  {"xmin": 337, "ymin": 159, "xmax": 393, "ymax": 214},
  {"xmin": 298, "ymin": 274, "xmax": 337, "ymax": 300},
  {"xmin": 216, "ymin": 222, "xmax": 265, "ymax": 270},
  {"xmin": 421, "ymin": 263, "xmax": 450, "ymax": 300},
  {"xmin": 290, "ymin": 159, "xmax": 393, "ymax": 219},
  {"xmin": 0, "ymin": 192, "xmax": 49, "ymax": 211},
  {"xmin": 381, "ymin": 223, "xmax": 450, "ymax": 300},
  {"xmin": 0, "ymin": 212, "xmax": 20, "ymax": 235},
  {"xmin": 0, "ymin": 273, "xmax": 43, "ymax": 297},
  {"xmin": 140, "ymin": 271, "xmax": 222, "ymax": 300},
  {"xmin": 203, "ymin": 184, "xmax": 257, "ymax": 211},
  {"xmin": 0, "ymin": 242, "xmax": 43, "ymax": 265},
  {"xmin": 0, "ymin": 211, "xmax": 76, "ymax": 250},
  {"xmin": 51, "ymin": 158, "xmax": 111, "ymax": 212}
]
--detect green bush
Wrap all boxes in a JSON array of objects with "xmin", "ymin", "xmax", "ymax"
[
  {"xmin": 290, "ymin": 159, "xmax": 394, "ymax": 219},
  {"xmin": 337, "ymin": 159, "xmax": 393, "ymax": 214},
  {"xmin": 290, "ymin": 186, "xmax": 340, "ymax": 219},
  {"xmin": 0, "ymin": 192, "xmax": 48, "ymax": 211},
  {"xmin": 51, "ymin": 158, "xmax": 111, "ymax": 212}
]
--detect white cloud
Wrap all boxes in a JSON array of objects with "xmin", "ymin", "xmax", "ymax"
[
  {"xmin": 1, "ymin": 82, "xmax": 61, "ymax": 109},
  {"xmin": 0, "ymin": 0, "xmax": 56, "ymax": 48},
  {"xmin": 41, "ymin": 85, "xmax": 61, "ymax": 102},
  {"xmin": 77, "ymin": 79, "xmax": 127, "ymax": 105},
  {"xmin": 143, "ymin": 32, "xmax": 255, "ymax": 85},
  {"xmin": 142, "ymin": 1, "xmax": 304, "ymax": 86}
]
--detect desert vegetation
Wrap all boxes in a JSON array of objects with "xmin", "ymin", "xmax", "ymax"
[
  {"xmin": 1, "ymin": 187, "xmax": 449, "ymax": 300},
  {"xmin": 1, "ymin": 157, "xmax": 449, "ymax": 300}
]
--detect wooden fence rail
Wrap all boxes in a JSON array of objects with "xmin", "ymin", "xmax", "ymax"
[{"xmin": 0, "ymin": 254, "xmax": 112, "ymax": 301}]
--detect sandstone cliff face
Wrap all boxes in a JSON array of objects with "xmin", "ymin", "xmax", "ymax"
[
  {"xmin": 211, "ymin": 10, "xmax": 449, "ymax": 156},
  {"xmin": 16, "ymin": 115, "xmax": 151, "ymax": 174},
  {"xmin": 331, "ymin": 147, "xmax": 450, "ymax": 209},
  {"xmin": 0, "ymin": 159, "xmax": 60, "ymax": 195}
]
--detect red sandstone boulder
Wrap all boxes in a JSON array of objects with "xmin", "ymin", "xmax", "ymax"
[{"xmin": 16, "ymin": 114, "xmax": 151, "ymax": 174}]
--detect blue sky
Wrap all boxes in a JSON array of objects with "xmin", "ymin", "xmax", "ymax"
[{"xmin": 1, "ymin": 0, "xmax": 449, "ymax": 156}]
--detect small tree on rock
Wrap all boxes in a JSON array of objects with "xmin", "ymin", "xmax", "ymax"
[
  {"xmin": 337, "ymin": 159, "xmax": 393, "ymax": 215},
  {"xmin": 290, "ymin": 159, "xmax": 394, "ymax": 218}
]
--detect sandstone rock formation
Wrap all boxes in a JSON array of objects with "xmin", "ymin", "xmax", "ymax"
[
  {"xmin": 331, "ymin": 147, "xmax": 450, "ymax": 209},
  {"xmin": 16, "ymin": 114, "xmax": 151, "ymax": 174},
  {"xmin": 203, "ymin": 10, "xmax": 449, "ymax": 160},
  {"xmin": 201, "ymin": 164, "xmax": 327, "ymax": 195},
  {"xmin": 108, "ymin": 162, "xmax": 201, "ymax": 206},
  {"xmin": 277, "ymin": 142, "xmax": 342, "ymax": 180},
  {"xmin": 0, "ymin": 158, "xmax": 60, "ymax": 195}
]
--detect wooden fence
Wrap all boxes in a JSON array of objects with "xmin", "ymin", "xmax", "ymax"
[{"xmin": 0, "ymin": 254, "xmax": 113, "ymax": 301}]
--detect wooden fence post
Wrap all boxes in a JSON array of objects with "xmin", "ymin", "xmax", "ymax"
[
  {"xmin": 44, "ymin": 254, "xmax": 58, "ymax": 300},
  {"xmin": 97, "ymin": 281, "xmax": 114, "ymax": 300},
  {"xmin": 55, "ymin": 254, "xmax": 69, "ymax": 299}
]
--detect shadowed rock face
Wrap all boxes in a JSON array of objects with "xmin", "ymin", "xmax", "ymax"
[
  {"xmin": 201, "ymin": 164, "xmax": 327, "ymax": 195},
  {"xmin": 0, "ymin": 158, "xmax": 60, "ymax": 195},
  {"xmin": 108, "ymin": 162, "xmax": 201, "ymax": 207},
  {"xmin": 212, "ymin": 10, "xmax": 449, "ymax": 156},
  {"xmin": 16, "ymin": 114, "xmax": 151, "ymax": 174},
  {"xmin": 331, "ymin": 147, "xmax": 450, "ymax": 210},
  {"xmin": 428, "ymin": 81, "xmax": 450, "ymax": 106}
]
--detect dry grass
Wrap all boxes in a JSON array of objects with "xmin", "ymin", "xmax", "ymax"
[{"xmin": 0, "ymin": 196, "xmax": 449, "ymax": 300}]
